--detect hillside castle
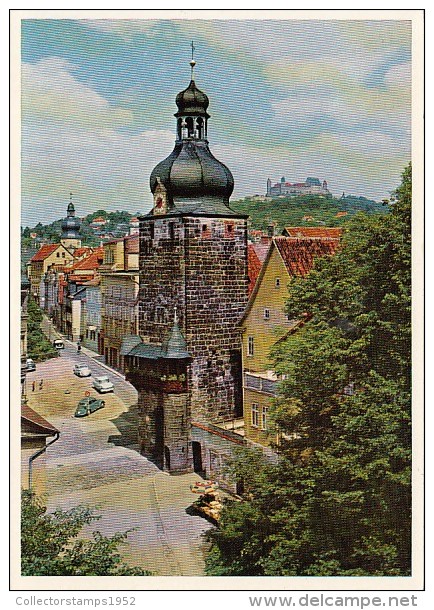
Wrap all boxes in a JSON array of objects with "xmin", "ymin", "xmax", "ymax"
[{"xmin": 267, "ymin": 176, "xmax": 330, "ymax": 198}]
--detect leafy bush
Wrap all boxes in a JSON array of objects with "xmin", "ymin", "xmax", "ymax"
[{"xmin": 21, "ymin": 490, "xmax": 150, "ymax": 576}]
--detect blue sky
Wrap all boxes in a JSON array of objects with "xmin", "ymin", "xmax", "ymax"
[{"xmin": 21, "ymin": 18, "xmax": 412, "ymax": 226}]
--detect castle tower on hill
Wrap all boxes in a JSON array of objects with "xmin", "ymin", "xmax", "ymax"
[
  {"xmin": 121, "ymin": 50, "xmax": 249, "ymax": 474},
  {"xmin": 60, "ymin": 195, "xmax": 81, "ymax": 250}
]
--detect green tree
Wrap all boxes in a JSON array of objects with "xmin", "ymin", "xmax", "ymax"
[
  {"xmin": 206, "ymin": 165, "xmax": 411, "ymax": 576},
  {"xmin": 27, "ymin": 298, "xmax": 58, "ymax": 361},
  {"xmin": 21, "ymin": 490, "xmax": 149, "ymax": 576}
]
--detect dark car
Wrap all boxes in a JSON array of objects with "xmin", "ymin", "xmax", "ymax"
[{"xmin": 74, "ymin": 396, "xmax": 105, "ymax": 418}]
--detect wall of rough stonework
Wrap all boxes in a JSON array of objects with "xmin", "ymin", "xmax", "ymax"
[
  {"xmin": 130, "ymin": 361, "xmax": 192, "ymax": 474},
  {"xmin": 136, "ymin": 386, "xmax": 164, "ymax": 469},
  {"xmin": 138, "ymin": 215, "xmax": 248, "ymax": 423},
  {"xmin": 163, "ymin": 391, "xmax": 192, "ymax": 474},
  {"xmin": 138, "ymin": 218, "xmax": 186, "ymax": 344}
]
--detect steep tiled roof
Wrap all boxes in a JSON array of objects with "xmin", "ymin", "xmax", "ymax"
[
  {"xmin": 21, "ymin": 404, "xmax": 59, "ymax": 435},
  {"xmin": 282, "ymin": 227, "xmax": 343, "ymax": 239},
  {"xmin": 70, "ymin": 248, "xmax": 104, "ymax": 271},
  {"xmin": 73, "ymin": 247, "xmax": 93, "ymax": 259},
  {"xmin": 274, "ymin": 236, "xmax": 340, "ymax": 277},
  {"xmin": 247, "ymin": 244, "xmax": 262, "ymax": 296},
  {"xmin": 30, "ymin": 244, "xmax": 60, "ymax": 262}
]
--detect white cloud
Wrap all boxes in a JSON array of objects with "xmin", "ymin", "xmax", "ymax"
[
  {"xmin": 22, "ymin": 57, "xmax": 133, "ymax": 128},
  {"xmin": 81, "ymin": 19, "xmax": 159, "ymax": 41},
  {"xmin": 21, "ymin": 56, "xmax": 176, "ymax": 225}
]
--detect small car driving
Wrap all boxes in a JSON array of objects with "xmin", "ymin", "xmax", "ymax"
[
  {"xmin": 92, "ymin": 375, "xmax": 114, "ymax": 393},
  {"xmin": 26, "ymin": 358, "xmax": 36, "ymax": 372},
  {"xmin": 73, "ymin": 364, "xmax": 92, "ymax": 377},
  {"xmin": 74, "ymin": 396, "xmax": 105, "ymax": 418}
]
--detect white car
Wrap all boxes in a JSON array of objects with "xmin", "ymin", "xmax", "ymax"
[
  {"xmin": 92, "ymin": 375, "xmax": 114, "ymax": 393},
  {"xmin": 73, "ymin": 364, "xmax": 92, "ymax": 377},
  {"xmin": 26, "ymin": 358, "xmax": 36, "ymax": 372}
]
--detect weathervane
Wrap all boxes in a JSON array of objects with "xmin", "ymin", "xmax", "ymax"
[{"xmin": 190, "ymin": 40, "xmax": 196, "ymax": 80}]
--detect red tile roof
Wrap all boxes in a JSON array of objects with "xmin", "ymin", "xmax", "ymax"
[
  {"xmin": 73, "ymin": 247, "xmax": 93, "ymax": 258},
  {"xmin": 21, "ymin": 404, "xmax": 59, "ymax": 435},
  {"xmin": 283, "ymin": 227, "xmax": 343, "ymax": 239},
  {"xmin": 247, "ymin": 244, "xmax": 262, "ymax": 296},
  {"xmin": 67, "ymin": 273, "xmax": 96, "ymax": 283},
  {"xmin": 70, "ymin": 248, "xmax": 104, "ymax": 271},
  {"xmin": 30, "ymin": 244, "xmax": 60, "ymax": 262},
  {"xmin": 274, "ymin": 236, "xmax": 340, "ymax": 277}
]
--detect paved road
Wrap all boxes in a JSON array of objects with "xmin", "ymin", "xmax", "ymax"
[{"xmin": 25, "ymin": 322, "xmax": 212, "ymax": 576}]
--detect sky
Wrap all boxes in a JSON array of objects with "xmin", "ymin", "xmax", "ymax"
[{"xmin": 20, "ymin": 17, "xmax": 412, "ymax": 227}]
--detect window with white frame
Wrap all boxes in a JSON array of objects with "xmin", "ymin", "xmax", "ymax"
[
  {"xmin": 275, "ymin": 278, "xmax": 281, "ymax": 288},
  {"xmin": 261, "ymin": 405, "xmax": 268, "ymax": 430},
  {"xmin": 251, "ymin": 403, "xmax": 259, "ymax": 427},
  {"xmin": 247, "ymin": 336, "xmax": 254, "ymax": 356},
  {"xmin": 264, "ymin": 308, "xmax": 270, "ymax": 319}
]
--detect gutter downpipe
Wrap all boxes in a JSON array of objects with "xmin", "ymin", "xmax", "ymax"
[{"xmin": 28, "ymin": 432, "xmax": 60, "ymax": 490}]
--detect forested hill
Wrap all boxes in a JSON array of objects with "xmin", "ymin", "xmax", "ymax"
[
  {"xmin": 230, "ymin": 194, "xmax": 387, "ymax": 231},
  {"xmin": 21, "ymin": 210, "xmax": 138, "ymax": 248}
]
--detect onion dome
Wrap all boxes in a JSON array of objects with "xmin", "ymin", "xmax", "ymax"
[
  {"xmin": 150, "ymin": 140, "xmax": 234, "ymax": 204},
  {"xmin": 175, "ymin": 80, "xmax": 210, "ymax": 118},
  {"xmin": 149, "ymin": 58, "xmax": 240, "ymax": 216},
  {"xmin": 61, "ymin": 199, "xmax": 81, "ymax": 239}
]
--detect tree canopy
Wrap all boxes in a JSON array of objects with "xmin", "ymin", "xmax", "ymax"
[
  {"xmin": 230, "ymin": 193, "xmax": 386, "ymax": 233},
  {"xmin": 206, "ymin": 165, "xmax": 412, "ymax": 576},
  {"xmin": 21, "ymin": 490, "xmax": 149, "ymax": 576},
  {"xmin": 27, "ymin": 298, "xmax": 58, "ymax": 361}
]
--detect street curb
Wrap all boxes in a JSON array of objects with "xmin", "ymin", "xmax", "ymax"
[
  {"xmin": 66, "ymin": 337, "xmax": 127, "ymax": 381},
  {"xmin": 43, "ymin": 317, "xmax": 126, "ymax": 381}
]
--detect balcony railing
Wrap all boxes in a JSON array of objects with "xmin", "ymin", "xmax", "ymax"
[{"xmin": 244, "ymin": 373, "xmax": 278, "ymax": 395}]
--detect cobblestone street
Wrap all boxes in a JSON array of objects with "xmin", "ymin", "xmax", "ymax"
[{"xmin": 25, "ymin": 347, "xmax": 212, "ymax": 576}]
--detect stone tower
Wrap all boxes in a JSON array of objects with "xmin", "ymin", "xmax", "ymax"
[
  {"xmin": 60, "ymin": 195, "xmax": 81, "ymax": 250},
  {"xmin": 122, "ymin": 55, "xmax": 249, "ymax": 472}
]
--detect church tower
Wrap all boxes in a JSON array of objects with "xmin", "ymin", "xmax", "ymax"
[
  {"xmin": 60, "ymin": 194, "xmax": 81, "ymax": 250},
  {"xmin": 122, "ymin": 49, "xmax": 249, "ymax": 473}
]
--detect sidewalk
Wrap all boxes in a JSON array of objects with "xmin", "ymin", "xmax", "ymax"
[{"xmin": 42, "ymin": 316, "xmax": 126, "ymax": 380}]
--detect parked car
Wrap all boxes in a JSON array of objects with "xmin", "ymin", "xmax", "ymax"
[
  {"xmin": 74, "ymin": 396, "xmax": 105, "ymax": 418},
  {"xmin": 53, "ymin": 339, "xmax": 64, "ymax": 350},
  {"xmin": 73, "ymin": 364, "xmax": 92, "ymax": 377},
  {"xmin": 92, "ymin": 375, "xmax": 114, "ymax": 393},
  {"xmin": 26, "ymin": 358, "xmax": 36, "ymax": 372}
]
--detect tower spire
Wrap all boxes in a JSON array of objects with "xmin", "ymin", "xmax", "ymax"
[
  {"xmin": 67, "ymin": 192, "xmax": 75, "ymax": 216},
  {"xmin": 190, "ymin": 40, "xmax": 196, "ymax": 80}
]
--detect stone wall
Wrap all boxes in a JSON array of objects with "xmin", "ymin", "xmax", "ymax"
[{"xmin": 138, "ymin": 215, "xmax": 248, "ymax": 423}]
